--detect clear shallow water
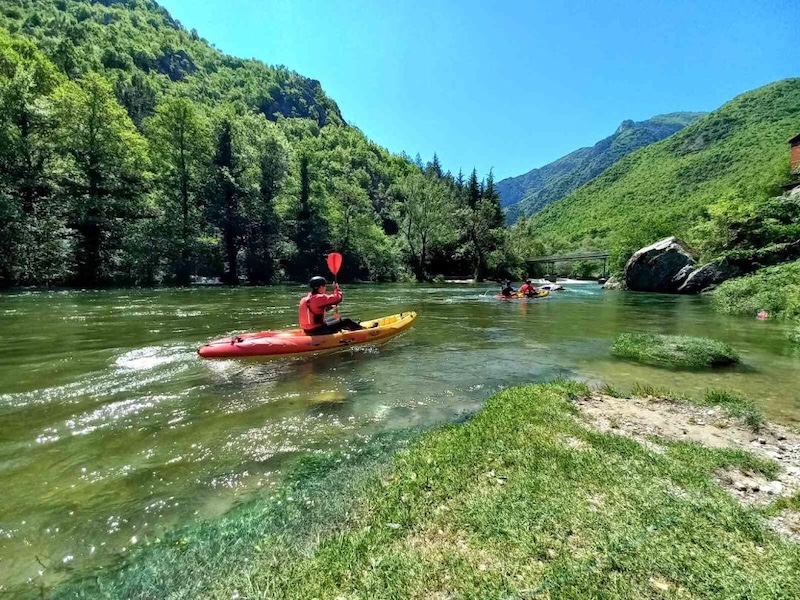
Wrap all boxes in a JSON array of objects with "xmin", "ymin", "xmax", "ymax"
[{"xmin": 0, "ymin": 284, "xmax": 798, "ymax": 593}]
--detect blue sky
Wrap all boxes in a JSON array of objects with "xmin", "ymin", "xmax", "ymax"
[{"xmin": 158, "ymin": 0, "xmax": 796, "ymax": 181}]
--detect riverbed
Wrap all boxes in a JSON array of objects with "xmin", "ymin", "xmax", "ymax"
[{"xmin": 0, "ymin": 283, "xmax": 798, "ymax": 593}]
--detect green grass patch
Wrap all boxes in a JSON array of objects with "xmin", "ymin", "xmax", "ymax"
[
  {"xmin": 700, "ymin": 389, "xmax": 765, "ymax": 431},
  {"xmin": 713, "ymin": 259, "xmax": 800, "ymax": 320},
  {"xmin": 612, "ymin": 332, "xmax": 740, "ymax": 368},
  {"xmin": 57, "ymin": 382, "xmax": 798, "ymax": 599}
]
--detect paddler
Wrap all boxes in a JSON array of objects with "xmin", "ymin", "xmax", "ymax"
[
  {"xmin": 518, "ymin": 279, "xmax": 538, "ymax": 297},
  {"xmin": 299, "ymin": 276, "xmax": 365, "ymax": 335},
  {"xmin": 500, "ymin": 280, "xmax": 516, "ymax": 298}
]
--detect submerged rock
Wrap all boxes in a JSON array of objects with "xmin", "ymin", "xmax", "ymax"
[{"xmin": 624, "ymin": 237, "xmax": 697, "ymax": 292}]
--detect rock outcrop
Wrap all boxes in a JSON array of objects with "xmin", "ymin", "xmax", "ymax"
[
  {"xmin": 678, "ymin": 258, "xmax": 742, "ymax": 294},
  {"xmin": 623, "ymin": 237, "xmax": 697, "ymax": 292}
]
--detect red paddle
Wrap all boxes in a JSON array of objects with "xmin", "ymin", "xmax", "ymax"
[
  {"xmin": 327, "ymin": 252, "xmax": 343, "ymax": 316},
  {"xmin": 327, "ymin": 252, "xmax": 343, "ymax": 280}
]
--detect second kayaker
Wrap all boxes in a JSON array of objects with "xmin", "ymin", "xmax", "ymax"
[
  {"xmin": 299, "ymin": 276, "xmax": 365, "ymax": 335},
  {"xmin": 518, "ymin": 279, "xmax": 538, "ymax": 297}
]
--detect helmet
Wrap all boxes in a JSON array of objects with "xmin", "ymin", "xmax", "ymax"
[
  {"xmin": 525, "ymin": 279, "xmax": 532, "ymax": 284},
  {"xmin": 309, "ymin": 276, "xmax": 326, "ymax": 291}
]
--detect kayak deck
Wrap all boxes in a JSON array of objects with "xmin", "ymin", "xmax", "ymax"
[{"xmin": 198, "ymin": 311, "xmax": 417, "ymax": 359}]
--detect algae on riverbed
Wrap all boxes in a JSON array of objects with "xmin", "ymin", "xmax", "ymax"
[
  {"xmin": 612, "ymin": 332, "xmax": 740, "ymax": 368},
  {"xmin": 57, "ymin": 382, "xmax": 800, "ymax": 599}
]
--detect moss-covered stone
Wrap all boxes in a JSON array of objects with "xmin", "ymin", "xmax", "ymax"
[{"xmin": 612, "ymin": 332, "xmax": 740, "ymax": 368}]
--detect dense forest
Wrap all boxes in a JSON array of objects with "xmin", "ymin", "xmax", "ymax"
[
  {"xmin": 0, "ymin": 0, "xmax": 508, "ymax": 287},
  {"xmin": 499, "ymin": 112, "xmax": 705, "ymax": 223},
  {"xmin": 520, "ymin": 78, "xmax": 800, "ymax": 271}
]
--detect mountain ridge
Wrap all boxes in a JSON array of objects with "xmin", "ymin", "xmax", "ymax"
[
  {"xmin": 498, "ymin": 111, "xmax": 706, "ymax": 222},
  {"xmin": 524, "ymin": 78, "xmax": 800, "ymax": 269}
]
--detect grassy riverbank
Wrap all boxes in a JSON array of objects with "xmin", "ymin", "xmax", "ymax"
[
  {"xmin": 57, "ymin": 381, "xmax": 800, "ymax": 599},
  {"xmin": 713, "ymin": 259, "xmax": 800, "ymax": 321}
]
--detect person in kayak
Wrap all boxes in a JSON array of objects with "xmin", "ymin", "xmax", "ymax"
[
  {"xmin": 500, "ymin": 280, "xmax": 517, "ymax": 298},
  {"xmin": 299, "ymin": 276, "xmax": 365, "ymax": 335},
  {"xmin": 518, "ymin": 279, "xmax": 539, "ymax": 297}
]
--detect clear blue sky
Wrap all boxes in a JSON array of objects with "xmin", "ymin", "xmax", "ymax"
[{"xmin": 158, "ymin": 0, "xmax": 796, "ymax": 181}]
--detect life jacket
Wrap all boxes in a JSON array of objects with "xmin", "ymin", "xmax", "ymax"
[{"xmin": 299, "ymin": 293, "xmax": 325, "ymax": 331}]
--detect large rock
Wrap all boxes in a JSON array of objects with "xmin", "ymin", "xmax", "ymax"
[
  {"xmin": 603, "ymin": 275, "xmax": 625, "ymax": 290},
  {"xmin": 624, "ymin": 237, "xmax": 697, "ymax": 292},
  {"xmin": 678, "ymin": 258, "xmax": 742, "ymax": 294}
]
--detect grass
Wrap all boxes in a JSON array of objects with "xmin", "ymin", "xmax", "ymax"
[
  {"xmin": 612, "ymin": 332, "xmax": 740, "ymax": 368},
  {"xmin": 626, "ymin": 383, "xmax": 763, "ymax": 431},
  {"xmin": 57, "ymin": 382, "xmax": 798, "ymax": 599},
  {"xmin": 700, "ymin": 389, "xmax": 765, "ymax": 431},
  {"xmin": 713, "ymin": 260, "xmax": 800, "ymax": 320}
]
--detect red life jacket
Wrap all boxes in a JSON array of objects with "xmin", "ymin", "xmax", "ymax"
[{"xmin": 299, "ymin": 292, "xmax": 325, "ymax": 332}]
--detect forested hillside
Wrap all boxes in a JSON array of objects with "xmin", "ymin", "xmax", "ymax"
[
  {"xmin": 0, "ymin": 0, "xmax": 506, "ymax": 287},
  {"xmin": 516, "ymin": 79, "xmax": 800, "ymax": 270},
  {"xmin": 499, "ymin": 112, "xmax": 704, "ymax": 222}
]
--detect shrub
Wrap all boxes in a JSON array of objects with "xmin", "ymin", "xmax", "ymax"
[{"xmin": 713, "ymin": 260, "xmax": 800, "ymax": 320}]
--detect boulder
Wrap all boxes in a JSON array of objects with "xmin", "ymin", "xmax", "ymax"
[
  {"xmin": 678, "ymin": 258, "xmax": 742, "ymax": 294},
  {"xmin": 624, "ymin": 237, "xmax": 697, "ymax": 292},
  {"xmin": 603, "ymin": 275, "xmax": 625, "ymax": 290}
]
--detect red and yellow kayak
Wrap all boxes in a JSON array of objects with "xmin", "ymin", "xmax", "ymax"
[
  {"xmin": 495, "ymin": 290, "xmax": 550, "ymax": 300},
  {"xmin": 198, "ymin": 312, "xmax": 417, "ymax": 359}
]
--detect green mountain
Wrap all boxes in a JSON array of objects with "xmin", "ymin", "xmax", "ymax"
[
  {"xmin": 0, "ymin": 0, "xmax": 344, "ymax": 127},
  {"xmin": 525, "ymin": 78, "xmax": 800, "ymax": 269},
  {"xmin": 0, "ymin": 0, "xmax": 505, "ymax": 287},
  {"xmin": 499, "ymin": 112, "xmax": 705, "ymax": 222}
]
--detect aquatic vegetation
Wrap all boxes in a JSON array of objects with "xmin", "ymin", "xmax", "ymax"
[{"xmin": 612, "ymin": 333, "xmax": 740, "ymax": 368}]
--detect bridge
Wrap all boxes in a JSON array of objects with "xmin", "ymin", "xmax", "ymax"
[{"xmin": 525, "ymin": 251, "xmax": 610, "ymax": 279}]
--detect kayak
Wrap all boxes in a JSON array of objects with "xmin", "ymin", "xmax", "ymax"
[
  {"xmin": 198, "ymin": 312, "xmax": 417, "ymax": 359},
  {"xmin": 495, "ymin": 290, "xmax": 550, "ymax": 300},
  {"xmin": 496, "ymin": 290, "xmax": 550, "ymax": 300}
]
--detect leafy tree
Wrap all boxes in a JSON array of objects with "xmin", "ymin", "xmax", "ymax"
[
  {"xmin": 395, "ymin": 171, "xmax": 455, "ymax": 281},
  {"xmin": 243, "ymin": 116, "xmax": 291, "ymax": 284},
  {"xmin": 52, "ymin": 72, "xmax": 149, "ymax": 286},
  {"xmin": 145, "ymin": 96, "xmax": 211, "ymax": 284},
  {"xmin": 0, "ymin": 31, "xmax": 65, "ymax": 285}
]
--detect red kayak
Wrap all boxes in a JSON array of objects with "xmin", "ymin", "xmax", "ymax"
[{"xmin": 198, "ymin": 312, "xmax": 417, "ymax": 359}]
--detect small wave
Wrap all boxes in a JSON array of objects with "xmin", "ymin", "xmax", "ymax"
[{"xmin": 115, "ymin": 345, "xmax": 191, "ymax": 371}]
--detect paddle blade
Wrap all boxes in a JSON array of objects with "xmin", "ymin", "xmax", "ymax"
[{"xmin": 327, "ymin": 252, "xmax": 343, "ymax": 276}]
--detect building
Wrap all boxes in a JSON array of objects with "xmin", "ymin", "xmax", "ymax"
[{"xmin": 791, "ymin": 133, "xmax": 800, "ymax": 176}]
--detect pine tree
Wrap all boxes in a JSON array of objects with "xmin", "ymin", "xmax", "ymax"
[{"xmin": 467, "ymin": 168, "xmax": 481, "ymax": 208}]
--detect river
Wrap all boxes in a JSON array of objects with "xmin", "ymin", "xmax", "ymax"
[{"xmin": 1, "ymin": 283, "xmax": 798, "ymax": 593}]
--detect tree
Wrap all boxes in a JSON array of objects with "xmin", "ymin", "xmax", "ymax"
[
  {"xmin": 396, "ymin": 172, "xmax": 455, "ymax": 281},
  {"xmin": 52, "ymin": 72, "xmax": 149, "ymax": 286},
  {"xmin": 243, "ymin": 116, "xmax": 291, "ymax": 284},
  {"xmin": 290, "ymin": 152, "xmax": 329, "ymax": 280},
  {"xmin": 426, "ymin": 152, "xmax": 443, "ymax": 179},
  {"xmin": 206, "ymin": 110, "xmax": 249, "ymax": 285},
  {"xmin": 145, "ymin": 96, "xmax": 211, "ymax": 284},
  {"xmin": 0, "ymin": 32, "xmax": 64, "ymax": 286}
]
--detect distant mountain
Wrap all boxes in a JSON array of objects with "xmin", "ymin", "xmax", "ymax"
[
  {"xmin": 528, "ymin": 78, "xmax": 800, "ymax": 264},
  {"xmin": 499, "ymin": 112, "xmax": 706, "ymax": 222}
]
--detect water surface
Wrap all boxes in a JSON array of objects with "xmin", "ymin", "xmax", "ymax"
[{"xmin": 1, "ymin": 284, "xmax": 798, "ymax": 593}]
